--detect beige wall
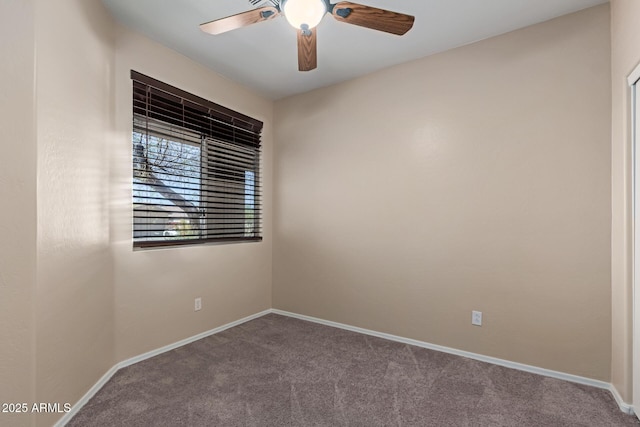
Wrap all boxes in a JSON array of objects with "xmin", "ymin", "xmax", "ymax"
[
  {"xmin": 0, "ymin": 1, "xmax": 37, "ymax": 426},
  {"xmin": 1, "ymin": 1, "xmax": 273, "ymax": 424},
  {"xmin": 0, "ymin": 0, "xmax": 273, "ymax": 425},
  {"xmin": 274, "ymin": 5, "xmax": 612, "ymax": 381},
  {"xmin": 112, "ymin": 27, "xmax": 273, "ymax": 361},
  {"xmin": 34, "ymin": 0, "xmax": 115, "ymax": 425},
  {"xmin": 610, "ymin": 0, "xmax": 640, "ymax": 406}
]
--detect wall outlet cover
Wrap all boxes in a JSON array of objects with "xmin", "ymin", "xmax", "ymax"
[{"xmin": 472, "ymin": 310, "xmax": 482, "ymax": 326}]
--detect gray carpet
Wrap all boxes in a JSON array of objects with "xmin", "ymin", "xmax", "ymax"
[{"xmin": 68, "ymin": 314, "xmax": 639, "ymax": 426}]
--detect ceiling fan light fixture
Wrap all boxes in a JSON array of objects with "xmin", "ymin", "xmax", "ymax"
[{"xmin": 283, "ymin": 0, "xmax": 327, "ymax": 30}]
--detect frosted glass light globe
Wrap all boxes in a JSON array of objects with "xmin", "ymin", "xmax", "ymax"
[{"xmin": 283, "ymin": 0, "xmax": 327, "ymax": 30}]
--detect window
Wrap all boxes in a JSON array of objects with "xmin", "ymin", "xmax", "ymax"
[{"xmin": 131, "ymin": 71, "xmax": 262, "ymax": 248}]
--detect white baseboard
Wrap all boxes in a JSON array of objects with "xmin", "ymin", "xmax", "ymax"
[
  {"xmin": 609, "ymin": 384, "xmax": 636, "ymax": 415},
  {"xmin": 53, "ymin": 364, "xmax": 120, "ymax": 427},
  {"xmin": 55, "ymin": 309, "xmax": 271, "ymax": 426},
  {"xmin": 57, "ymin": 307, "xmax": 635, "ymax": 426},
  {"xmin": 272, "ymin": 309, "xmax": 635, "ymax": 416},
  {"xmin": 118, "ymin": 309, "xmax": 271, "ymax": 369}
]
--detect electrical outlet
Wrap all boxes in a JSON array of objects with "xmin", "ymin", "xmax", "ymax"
[
  {"xmin": 194, "ymin": 297, "xmax": 202, "ymax": 311},
  {"xmin": 472, "ymin": 310, "xmax": 482, "ymax": 326}
]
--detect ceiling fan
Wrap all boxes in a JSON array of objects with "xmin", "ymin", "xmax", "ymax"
[{"xmin": 200, "ymin": 0, "xmax": 415, "ymax": 72}]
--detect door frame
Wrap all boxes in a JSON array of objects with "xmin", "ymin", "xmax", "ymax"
[{"xmin": 629, "ymin": 62, "xmax": 640, "ymax": 419}]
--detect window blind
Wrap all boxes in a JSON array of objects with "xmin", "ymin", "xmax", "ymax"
[{"xmin": 131, "ymin": 71, "xmax": 262, "ymax": 248}]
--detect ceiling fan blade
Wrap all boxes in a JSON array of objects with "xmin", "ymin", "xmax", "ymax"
[
  {"xmin": 331, "ymin": 2, "xmax": 414, "ymax": 35},
  {"xmin": 200, "ymin": 6, "xmax": 280, "ymax": 35},
  {"xmin": 297, "ymin": 28, "xmax": 317, "ymax": 72}
]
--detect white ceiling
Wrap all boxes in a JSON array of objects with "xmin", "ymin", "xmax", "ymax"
[{"xmin": 102, "ymin": 0, "xmax": 607, "ymax": 100}]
